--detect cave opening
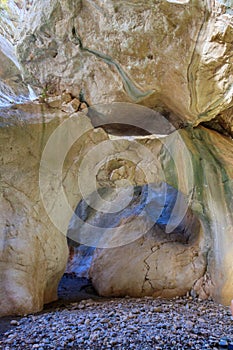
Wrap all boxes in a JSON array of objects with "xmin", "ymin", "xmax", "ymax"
[
  {"xmin": 57, "ymin": 103, "xmax": 205, "ymax": 303},
  {"xmin": 57, "ymin": 241, "xmax": 98, "ymax": 303},
  {"xmin": 58, "ymin": 180, "xmax": 203, "ymax": 302}
]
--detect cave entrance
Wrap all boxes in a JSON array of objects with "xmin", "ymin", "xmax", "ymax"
[
  {"xmin": 57, "ymin": 241, "xmax": 97, "ymax": 303},
  {"xmin": 58, "ymin": 181, "xmax": 203, "ymax": 302},
  {"xmin": 57, "ymin": 103, "xmax": 204, "ymax": 302}
]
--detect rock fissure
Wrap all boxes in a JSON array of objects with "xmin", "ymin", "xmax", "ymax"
[
  {"xmin": 141, "ymin": 245, "xmax": 159, "ymax": 294},
  {"xmin": 2, "ymin": 192, "xmax": 15, "ymax": 214},
  {"xmin": 70, "ymin": 29, "xmax": 155, "ymax": 102}
]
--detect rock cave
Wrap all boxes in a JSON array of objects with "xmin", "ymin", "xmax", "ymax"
[{"xmin": 0, "ymin": 0, "xmax": 233, "ymax": 348}]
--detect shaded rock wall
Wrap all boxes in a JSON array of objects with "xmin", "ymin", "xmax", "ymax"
[
  {"xmin": 0, "ymin": 37, "xmax": 30, "ymax": 106},
  {"xmin": 0, "ymin": 2, "xmax": 36, "ymax": 106}
]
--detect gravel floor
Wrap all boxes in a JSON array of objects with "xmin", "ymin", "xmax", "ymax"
[{"xmin": 0, "ymin": 295, "xmax": 233, "ymax": 350}]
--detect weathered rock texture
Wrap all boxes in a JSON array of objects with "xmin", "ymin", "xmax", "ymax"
[
  {"xmin": 0, "ymin": 100, "xmax": 232, "ymax": 316},
  {"xmin": 0, "ymin": 0, "xmax": 232, "ymax": 316},
  {"xmin": 0, "ymin": 2, "xmax": 36, "ymax": 106},
  {"xmin": 0, "ymin": 106, "xmax": 108, "ymax": 316},
  {"xmin": 16, "ymin": 0, "xmax": 233, "ymax": 133},
  {"xmin": 0, "ymin": 37, "xmax": 30, "ymax": 106},
  {"xmin": 66, "ymin": 118, "xmax": 233, "ymax": 304},
  {"xmin": 70, "ymin": 184, "xmax": 206, "ymax": 298}
]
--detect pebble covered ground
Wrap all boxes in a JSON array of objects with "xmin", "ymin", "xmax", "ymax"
[{"xmin": 0, "ymin": 295, "xmax": 233, "ymax": 350}]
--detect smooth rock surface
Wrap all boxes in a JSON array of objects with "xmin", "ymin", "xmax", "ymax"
[{"xmin": 0, "ymin": 106, "xmax": 108, "ymax": 316}]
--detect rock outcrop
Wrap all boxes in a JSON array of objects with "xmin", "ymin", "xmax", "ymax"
[
  {"xmin": 16, "ymin": 0, "xmax": 233, "ymax": 134},
  {"xmin": 69, "ymin": 183, "xmax": 206, "ymax": 298},
  {"xmin": 0, "ymin": 99, "xmax": 232, "ymax": 316},
  {"xmin": 0, "ymin": 106, "xmax": 108, "ymax": 316},
  {"xmin": 0, "ymin": 0, "xmax": 232, "ymax": 316},
  {"xmin": 0, "ymin": 37, "xmax": 30, "ymax": 106},
  {"xmin": 66, "ymin": 111, "xmax": 233, "ymax": 304}
]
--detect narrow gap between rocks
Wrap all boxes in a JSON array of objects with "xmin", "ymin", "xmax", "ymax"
[{"xmin": 57, "ymin": 242, "xmax": 99, "ymax": 304}]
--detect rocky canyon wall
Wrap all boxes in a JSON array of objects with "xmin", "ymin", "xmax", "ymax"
[
  {"xmin": 16, "ymin": 0, "xmax": 233, "ymax": 133},
  {"xmin": 0, "ymin": 0, "xmax": 232, "ymax": 316},
  {"xmin": 0, "ymin": 106, "xmax": 108, "ymax": 316}
]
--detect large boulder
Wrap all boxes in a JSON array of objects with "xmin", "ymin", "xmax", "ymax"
[{"xmin": 69, "ymin": 183, "xmax": 206, "ymax": 298}]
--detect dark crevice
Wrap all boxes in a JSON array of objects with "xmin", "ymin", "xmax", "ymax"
[{"xmin": 200, "ymin": 118, "xmax": 233, "ymax": 139}]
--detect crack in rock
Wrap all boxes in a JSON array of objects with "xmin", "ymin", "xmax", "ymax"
[
  {"xmin": 141, "ymin": 246, "xmax": 159, "ymax": 294},
  {"xmin": 71, "ymin": 30, "xmax": 155, "ymax": 103}
]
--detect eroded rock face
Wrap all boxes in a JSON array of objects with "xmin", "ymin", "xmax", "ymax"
[
  {"xmin": 0, "ymin": 108, "xmax": 67, "ymax": 316},
  {"xmin": 0, "ymin": 99, "xmax": 232, "ymax": 316},
  {"xmin": 16, "ymin": 0, "xmax": 233, "ymax": 131},
  {"xmin": 0, "ymin": 106, "xmax": 108, "ymax": 316},
  {"xmin": 0, "ymin": 0, "xmax": 232, "ymax": 315},
  {"xmin": 69, "ymin": 184, "xmax": 206, "ymax": 298},
  {"xmin": 67, "ymin": 120, "xmax": 233, "ymax": 304},
  {"xmin": 0, "ymin": 38, "xmax": 30, "ymax": 106}
]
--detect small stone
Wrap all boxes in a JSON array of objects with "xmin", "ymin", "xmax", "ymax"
[
  {"xmin": 100, "ymin": 318, "xmax": 110, "ymax": 324},
  {"xmin": 185, "ymin": 321, "xmax": 194, "ymax": 328},
  {"xmin": 152, "ymin": 306, "xmax": 162, "ymax": 312},
  {"xmin": 80, "ymin": 102, "xmax": 88, "ymax": 110},
  {"xmin": 61, "ymin": 92, "xmax": 72, "ymax": 104},
  {"xmin": 218, "ymin": 339, "xmax": 228, "ymax": 348},
  {"xmin": 46, "ymin": 96, "xmax": 62, "ymax": 108},
  {"xmin": 10, "ymin": 320, "xmax": 19, "ymax": 326},
  {"xmin": 85, "ymin": 318, "xmax": 90, "ymax": 325},
  {"xmin": 61, "ymin": 98, "xmax": 80, "ymax": 113},
  {"xmin": 127, "ymin": 325, "xmax": 137, "ymax": 332}
]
